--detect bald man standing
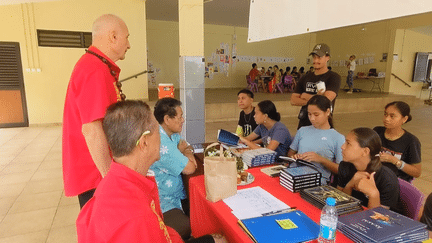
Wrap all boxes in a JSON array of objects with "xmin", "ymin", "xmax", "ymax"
[{"xmin": 62, "ymin": 14, "xmax": 131, "ymax": 208}]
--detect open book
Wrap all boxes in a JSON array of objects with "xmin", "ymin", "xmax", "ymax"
[{"xmin": 218, "ymin": 129, "xmax": 240, "ymax": 146}]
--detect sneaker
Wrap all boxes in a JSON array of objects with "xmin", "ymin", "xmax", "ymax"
[{"xmin": 347, "ymin": 90, "xmax": 353, "ymax": 94}]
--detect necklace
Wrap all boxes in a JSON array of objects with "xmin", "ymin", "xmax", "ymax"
[
  {"xmin": 244, "ymin": 108, "xmax": 254, "ymax": 123},
  {"xmin": 384, "ymin": 129, "xmax": 405, "ymax": 141},
  {"xmin": 85, "ymin": 49, "xmax": 126, "ymax": 101}
]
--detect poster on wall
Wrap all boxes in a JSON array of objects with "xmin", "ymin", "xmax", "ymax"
[
  {"xmin": 220, "ymin": 55, "xmax": 225, "ymax": 62},
  {"xmin": 232, "ymin": 43, "xmax": 237, "ymax": 57},
  {"xmin": 358, "ymin": 58, "xmax": 364, "ymax": 65},
  {"xmin": 369, "ymin": 56, "xmax": 374, "ymax": 64},
  {"xmin": 363, "ymin": 57, "xmax": 369, "ymax": 65},
  {"xmin": 224, "ymin": 63, "xmax": 229, "ymax": 77}
]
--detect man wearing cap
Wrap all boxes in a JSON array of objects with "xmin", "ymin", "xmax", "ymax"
[{"xmin": 290, "ymin": 43, "xmax": 341, "ymax": 129}]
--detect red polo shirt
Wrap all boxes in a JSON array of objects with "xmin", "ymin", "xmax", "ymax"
[
  {"xmin": 76, "ymin": 162, "xmax": 183, "ymax": 243},
  {"xmin": 62, "ymin": 46, "xmax": 121, "ymax": 197}
]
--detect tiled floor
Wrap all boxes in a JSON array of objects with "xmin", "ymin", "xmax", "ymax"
[{"xmin": 1, "ymin": 100, "xmax": 432, "ymax": 242}]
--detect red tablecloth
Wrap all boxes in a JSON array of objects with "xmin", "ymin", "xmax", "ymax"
[{"xmin": 189, "ymin": 166, "xmax": 353, "ymax": 243}]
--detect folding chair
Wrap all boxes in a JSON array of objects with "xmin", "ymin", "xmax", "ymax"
[{"xmin": 246, "ymin": 75, "xmax": 258, "ymax": 92}]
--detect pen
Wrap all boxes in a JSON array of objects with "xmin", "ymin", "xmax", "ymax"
[{"xmin": 262, "ymin": 207, "xmax": 297, "ymax": 216}]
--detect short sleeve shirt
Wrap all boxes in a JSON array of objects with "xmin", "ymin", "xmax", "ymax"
[
  {"xmin": 338, "ymin": 161, "xmax": 400, "ymax": 211},
  {"xmin": 238, "ymin": 107, "xmax": 258, "ymax": 137},
  {"xmin": 62, "ymin": 46, "xmax": 121, "ymax": 197},
  {"xmin": 76, "ymin": 162, "xmax": 183, "ymax": 243},
  {"xmin": 373, "ymin": 126, "xmax": 421, "ymax": 182},
  {"xmin": 253, "ymin": 122, "xmax": 292, "ymax": 158},
  {"xmin": 349, "ymin": 60, "xmax": 356, "ymax": 71},
  {"xmin": 294, "ymin": 71, "xmax": 341, "ymax": 127},
  {"xmin": 249, "ymin": 68, "xmax": 261, "ymax": 81},
  {"xmin": 150, "ymin": 125, "xmax": 189, "ymax": 213},
  {"xmin": 290, "ymin": 126, "xmax": 345, "ymax": 185}
]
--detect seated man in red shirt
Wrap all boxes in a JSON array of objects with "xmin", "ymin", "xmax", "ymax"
[
  {"xmin": 248, "ymin": 63, "xmax": 261, "ymax": 83},
  {"xmin": 76, "ymin": 100, "xmax": 226, "ymax": 243}
]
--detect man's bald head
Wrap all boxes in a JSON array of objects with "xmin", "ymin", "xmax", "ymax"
[
  {"xmin": 91, "ymin": 14, "xmax": 130, "ymax": 62},
  {"xmin": 92, "ymin": 14, "xmax": 125, "ymax": 40}
]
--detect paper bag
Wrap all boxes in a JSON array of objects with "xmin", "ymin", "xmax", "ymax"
[{"xmin": 204, "ymin": 143, "xmax": 237, "ymax": 202}]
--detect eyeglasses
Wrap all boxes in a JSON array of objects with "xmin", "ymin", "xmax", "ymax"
[
  {"xmin": 136, "ymin": 130, "xmax": 151, "ymax": 146},
  {"xmin": 173, "ymin": 115, "xmax": 184, "ymax": 121}
]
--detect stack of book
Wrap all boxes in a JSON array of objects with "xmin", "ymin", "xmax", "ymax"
[
  {"xmin": 241, "ymin": 148, "xmax": 277, "ymax": 167},
  {"xmin": 279, "ymin": 166, "xmax": 321, "ymax": 192},
  {"xmin": 300, "ymin": 185, "xmax": 363, "ymax": 216},
  {"xmin": 338, "ymin": 206, "xmax": 429, "ymax": 243}
]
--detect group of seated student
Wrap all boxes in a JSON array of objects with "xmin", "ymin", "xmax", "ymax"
[
  {"xmin": 76, "ymin": 100, "xmax": 227, "ymax": 243},
  {"xmin": 234, "ymin": 89, "xmax": 428, "ymax": 220},
  {"xmin": 77, "ymin": 92, "xmax": 429, "ymax": 240},
  {"xmin": 248, "ymin": 63, "xmax": 309, "ymax": 93}
]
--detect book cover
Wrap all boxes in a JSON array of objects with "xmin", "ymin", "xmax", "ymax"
[
  {"xmin": 217, "ymin": 129, "xmax": 239, "ymax": 146},
  {"xmin": 301, "ymin": 185, "xmax": 361, "ymax": 207},
  {"xmin": 281, "ymin": 166, "xmax": 321, "ymax": 179},
  {"xmin": 240, "ymin": 210, "xmax": 319, "ymax": 243},
  {"xmin": 338, "ymin": 206, "xmax": 427, "ymax": 242},
  {"xmin": 260, "ymin": 165, "xmax": 287, "ymax": 177}
]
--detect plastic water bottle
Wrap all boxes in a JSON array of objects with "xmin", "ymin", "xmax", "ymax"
[{"xmin": 318, "ymin": 197, "xmax": 338, "ymax": 243}]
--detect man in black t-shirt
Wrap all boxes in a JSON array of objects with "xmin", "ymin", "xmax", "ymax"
[
  {"xmin": 236, "ymin": 89, "xmax": 258, "ymax": 137},
  {"xmin": 290, "ymin": 43, "xmax": 341, "ymax": 129}
]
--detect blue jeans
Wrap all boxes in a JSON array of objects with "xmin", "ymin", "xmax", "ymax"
[{"xmin": 346, "ymin": 70, "xmax": 354, "ymax": 89}]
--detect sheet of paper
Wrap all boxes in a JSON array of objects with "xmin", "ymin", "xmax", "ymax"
[{"xmin": 223, "ymin": 186, "xmax": 290, "ymax": 220}]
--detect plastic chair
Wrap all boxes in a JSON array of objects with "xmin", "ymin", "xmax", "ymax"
[
  {"xmin": 274, "ymin": 80, "xmax": 284, "ymax": 94},
  {"xmin": 283, "ymin": 75, "xmax": 295, "ymax": 92},
  {"xmin": 398, "ymin": 178, "xmax": 425, "ymax": 220},
  {"xmin": 246, "ymin": 75, "xmax": 258, "ymax": 92}
]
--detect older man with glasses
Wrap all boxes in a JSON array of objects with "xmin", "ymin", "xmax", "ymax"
[
  {"xmin": 77, "ymin": 100, "xmax": 225, "ymax": 243},
  {"xmin": 151, "ymin": 97, "xmax": 198, "ymax": 240}
]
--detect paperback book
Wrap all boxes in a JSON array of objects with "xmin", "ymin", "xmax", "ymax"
[
  {"xmin": 337, "ymin": 206, "xmax": 428, "ymax": 243},
  {"xmin": 217, "ymin": 129, "xmax": 239, "ymax": 146}
]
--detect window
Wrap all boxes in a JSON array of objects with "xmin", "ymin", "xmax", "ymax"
[{"xmin": 37, "ymin": 29, "xmax": 92, "ymax": 48}]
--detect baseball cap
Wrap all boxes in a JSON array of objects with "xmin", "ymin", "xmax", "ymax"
[{"xmin": 309, "ymin": 43, "xmax": 330, "ymax": 57}]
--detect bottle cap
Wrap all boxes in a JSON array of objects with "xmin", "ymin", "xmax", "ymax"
[{"xmin": 326, "ymin": 197, "xmax": 336, "ymax": 206}]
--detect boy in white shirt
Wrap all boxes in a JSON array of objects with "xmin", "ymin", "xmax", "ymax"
[{"xmin": 346, "ymin": 55, "xmax": 356, "ymax": 93}]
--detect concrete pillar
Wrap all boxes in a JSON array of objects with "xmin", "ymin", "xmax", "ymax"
[{"xmin": 178, "ymin": 0, "xmax": 205, "ymax": 144}]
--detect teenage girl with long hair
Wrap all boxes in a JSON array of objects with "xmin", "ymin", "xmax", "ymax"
[
  {"xmin": 288, "ymin": 95, "xmax": 345, "ymax": 185},
  {"xmin": 373, "ymin": 101, "xmax": 421, "ymax": 182},
  {"xmin": 338, "ymin": 127, "xmax": 400, "ymax": 210}
]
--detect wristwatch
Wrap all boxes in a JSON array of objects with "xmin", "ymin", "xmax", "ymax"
[
  {"xmin": 395, "ymin": 160, "xmax": 402, "ymax": 169},
  {"xmin": 186, "ymin": 147, "xmax": 194, "ymax": 154}
]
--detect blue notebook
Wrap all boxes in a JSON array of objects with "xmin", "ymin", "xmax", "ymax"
[
  {"xmin": 217, "ymin": 129, "xmax": 239, "ymax": 146},
  {"xmin": 239, "ymin": 210, "xmax": 319, "ymax": 243}
]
